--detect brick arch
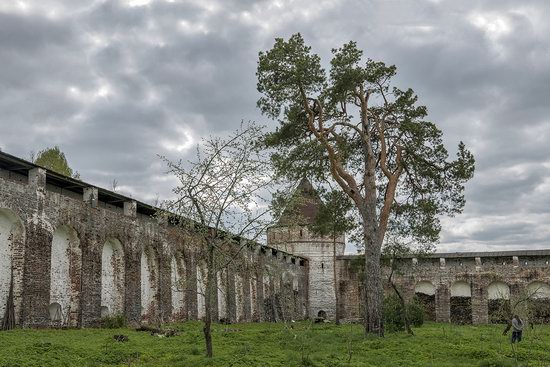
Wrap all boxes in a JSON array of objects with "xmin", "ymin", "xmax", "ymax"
[
  {"xmin": 527, "ymin": 281, "xmax": 550, "ymax": 299},
  {"xmin": 414, "ymin": 281, "xmax": 436, "ymax": 321},
  {"xmin": 488, "ymin": 281, "xmax": 510, "ymax": 300},
  {"xmin": 451, "ymin": 280, "xmax": 471, "ymax": 297},
  {"xmin": 415, "ymin": 281, "xmax": 436, "ymax": 296},
  {"xmin": 527, "ymin": 281, "xmax": 550, "ymax": 324},
  {"xmin": 101, "ymin": 238, "xmax": 125, "ymax": 317},
  {"xmin": 450, "ymin": 280, "xmax": 472, "ymax": 324},
  {"xmin": 49, "ymin": 225, "xmax": 81, "ymax": 326},
  {"xmin": 487, "ymin": 281, "xmax": 510, "ymax": 324},
  {"xmin": 0, "ymin": 208, "xmax": 25, "ymax": 325}
]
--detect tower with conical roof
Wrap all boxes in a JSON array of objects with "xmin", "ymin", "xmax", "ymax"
[{"xmin": 267, "ymin": 178, "xmax": 345, "ymax": 320}]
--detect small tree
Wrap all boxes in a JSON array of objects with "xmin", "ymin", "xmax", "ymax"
[
  {"xmin": 34, "ymin": 146, "xmax": 80, "ymax": 179},
  {"xmin": 382, "ymin": 240, "xmax": 432, "ymax": 335},
  {"xmin": 161, "ymin": 122, "xmax": 273, "ymax": 358},
  {"xmin": 257, "ymin": 34, "xmax": 475, "ymax": 335}
]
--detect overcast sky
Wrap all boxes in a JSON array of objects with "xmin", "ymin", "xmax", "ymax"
[{"xmin": 1, "ymin": 0, "xmax": 550, "ymax": 253}]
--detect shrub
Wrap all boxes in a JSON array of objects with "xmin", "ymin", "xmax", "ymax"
[
  {"xmin": 384, "ymin": 294, "xmax": 424, "ymax": 332},
  {"xmin": 101, "ymin": 314, "xmax": 126, "ymax": 329},
  {"xmin": 408, "ymin": 300, "xmax": 425, "ymax": 327}
]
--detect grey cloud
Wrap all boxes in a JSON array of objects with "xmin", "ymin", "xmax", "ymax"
[{"xmin": 1, "ymin": 0, "xmax": 550, "ymax": 252}]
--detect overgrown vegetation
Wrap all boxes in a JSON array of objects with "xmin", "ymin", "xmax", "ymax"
[
  {"xmin": 1, "ymin": 322, "xmax": 550, "ymax": 366},
  {"xmin": 383, "ymin": 295, "xmax": 424, "ymax": 332},
  {"xmin": 100, "ymin": 314, "xmax": 126, "ymax": 329}
]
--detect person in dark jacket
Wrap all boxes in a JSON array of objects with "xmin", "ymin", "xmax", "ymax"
[{"xmin": 511, "ymin": 315, "xmax": 524, "ymax": 343}]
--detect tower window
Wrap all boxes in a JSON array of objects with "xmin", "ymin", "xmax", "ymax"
[
  {"xmin": 300, "ymin": 229, "xmax": 303, "ymax": 237},
  {"xmin": 321, "ymin": 262, "xmax": 324, "ymax": 269}
]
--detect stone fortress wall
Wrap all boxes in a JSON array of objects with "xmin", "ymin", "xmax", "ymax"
[
  {"xmin": 0, "ymin": 151, "xmax": 308, "ymax": 327},
  {"xmin": 337, "ymin": 251, "xmax": 550, "ymax": 324},
  {"xmin": 1, "ymin": 149, "xmax": 549, "ymax": 327},
  {"xmin": 267, "ymin": 178, "xmax": 550, "ymax": 325}
]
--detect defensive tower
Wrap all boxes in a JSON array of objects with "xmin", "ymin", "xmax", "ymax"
[{"xmin": 267, "ymin": 178, "xmax": 345, "ymax": 320}]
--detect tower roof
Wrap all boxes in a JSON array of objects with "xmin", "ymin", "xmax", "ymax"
[{"xmin": 278, "ymin": 178, "xmax": 322, "ymax": 226}]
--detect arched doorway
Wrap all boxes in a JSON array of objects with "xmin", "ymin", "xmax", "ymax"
[
  {"xmin": 0, "ymin": 208, "xmax": 25, "ymax": 326},
  {"xmin": 450, "ymin": 281, "xmax": 472, "ymax": 324},
  {"xmin": 487, "ymin": 281, "xmax": 510, "ymax": 323},
  {"xmin": 49, "ymin": 225, "xmax": 81, "ymax": 326},
  {"xmin": 101, "ymin": 238, "xmax": 125, "ymax": 317},
  {"xmin": 415, "ymin": 281, "xmax": 436, "ymax": 321}
]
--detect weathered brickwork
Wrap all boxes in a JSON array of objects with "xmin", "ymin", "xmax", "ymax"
[
  {"xmin": 2, "ymin": 151, "xmax": 549, "ymax": 327},
  {"xmin": 0, "ymin": 152, "xmax": 309, "ymax": 327},
  {"xmin": 336, "ymin": 252, "xmax": 550, "ymax": 324},
  {"xmin": 265, "ymin": 179, "xmax": 550, "ymax": 325},
  {"xmin": 267, "ymin": 226, "xmax": 343, "ymax": 320}
]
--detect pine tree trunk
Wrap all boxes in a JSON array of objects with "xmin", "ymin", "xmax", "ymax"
[{"xmin": 363, "ymin": 229, "xmax": 384, "ymax": 336}]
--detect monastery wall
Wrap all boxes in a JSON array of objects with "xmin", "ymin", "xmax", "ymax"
[
  {"xmin": 0, "ymin": 154, "xmax": 308, "ymax": 327},
  {"xmin": 337, "ymin": 252, "xmax": 550, "ymax": 324}
]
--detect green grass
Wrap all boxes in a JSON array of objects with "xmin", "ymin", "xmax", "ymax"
[{"xmin": 1, "ymin": 322, "xmax": 549, "ymax": 366}]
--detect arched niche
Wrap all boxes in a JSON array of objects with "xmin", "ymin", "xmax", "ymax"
[
  {"xmin": 0, "ymin": 208, "xmax": 25, "ymax": 326},
  {"xmin": 487, "ymin": 281, "xmax": 511, "ymax": 324},
  {"xmin": 235, "ymin": 272, "xmax": 245, "ymax": 322},
  {"xmin": 415, "ymin": 281, "xmax": 436, "ymax": 296},
  {"xmin": 49, "ymin": 225, "xmax": 81, "ymax": 326},
  {"xmin": 140, "ymin": 246, "xmax": 159, "ymax": 320},
  {"xmin": 451, "ymin": 281, "xmax": 472, "ymax": 297},
  {"xmin": 196, "ymin": 262, "xmax": 207, "ymax": 320},
  {"xmin": 414, "ymin": 281, "xmax": 436, "ymax": 321},
  {"xmin": 218, "ymin": 269, "xmax": 228, "ymax": 321},
  {"xmin": 101, "ymin": 238, "xmax": 125, "ymax": 317},
  {"xmin": 527, "ymin": 281, "xmax": 550, "ymax": 299},
  {"xmin": 528, "ymin": 281, "xmax": 550, "ymax": 324},
  {"xmin": 48, "ymin": 302, "xmax": 62, "ymax": 322},
  {"xmin": 488, "ymin": 281, "xmax": 510, "ymax": 300},
  {"xmin": 170, "ymin": 253, "xmax": 186, "ymax": 320},
  {"xmin": 450, "ymin": 281, "xmax": 472, "ymax": 324}
]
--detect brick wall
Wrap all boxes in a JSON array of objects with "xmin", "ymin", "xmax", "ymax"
[
  {"xmin": 0, "ymin": 165, "xmax": 309, "ymax": 327},
  {"xmin": 336, "ymin": 253, "xmax": 550, "ymax": 324}
]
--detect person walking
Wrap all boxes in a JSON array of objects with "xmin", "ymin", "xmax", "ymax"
[{"xmin": 510, "ymin": 315, "xmax": 524, "ymax": 343}]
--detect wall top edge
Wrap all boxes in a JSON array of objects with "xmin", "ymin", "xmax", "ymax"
[{"xmin": 337, "ymin": 249, "xmax": 550, "ymax": 260}]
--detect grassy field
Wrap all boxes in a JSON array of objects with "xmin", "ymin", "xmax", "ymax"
[{"xmin": 0, "ymin": 321, "xmax": 549, "ymax": 367}]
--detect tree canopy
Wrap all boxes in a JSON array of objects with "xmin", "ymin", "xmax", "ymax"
[
  {"xmin": 34, "ymin": 146, "xmax": 80, "ymax": 179},
  {"xmin": 257, "ymin": 33, "xmax": 474, "ymax": 248}
]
